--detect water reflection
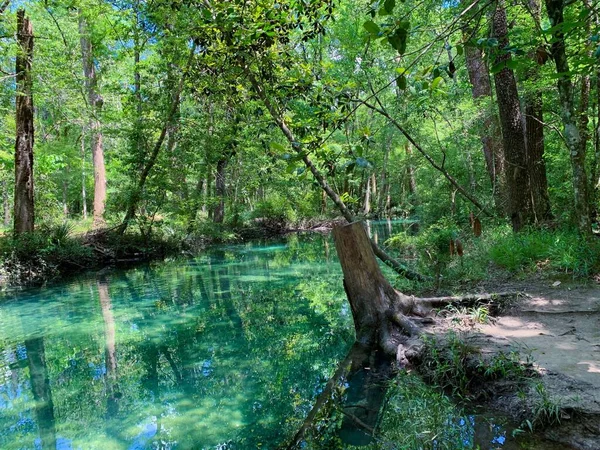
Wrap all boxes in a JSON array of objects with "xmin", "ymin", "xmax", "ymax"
[{"xmin": 25, "ymin": 338, "xmax": 56, "ymax": 450}]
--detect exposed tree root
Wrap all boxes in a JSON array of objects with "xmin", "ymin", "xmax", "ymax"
[{"xmin": 284, "ymin": 222, "xmax": 528, "ymax": 447}]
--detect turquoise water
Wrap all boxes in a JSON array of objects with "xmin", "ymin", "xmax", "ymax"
[{"xmin": 0, "ymin": 233, "xmax": 354, "ymax": 449}]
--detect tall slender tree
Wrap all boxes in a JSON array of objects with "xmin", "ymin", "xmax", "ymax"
[
  {"xmin": 461, "ymin": 1, "xmax": 506, "ymax": 214},
  {"xmin": 14, "ymin": 9, "xmax": 34, "ymax": 234},
  {"xmin": 79, "ymin": 11, "xmax": 106, "ymax": 228},
  {"xmin": 545, "ymin": 0, "xmax": 592, "ymax": 235},
  {"xmin": 491, "ymin": 1, "xmax": 532, "ymax": 231},
  {"xmin": 524, "ymin": 0, "xmax": 552, "ymax": 223}
]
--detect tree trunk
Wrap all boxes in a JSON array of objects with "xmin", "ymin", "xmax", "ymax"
[
  {"xmin": 545, "ymin": 0, "xmax": 592, "ymax": 235},
  {"xmin": 461, "ymin": 2, "xmax": 506, "ymax": 213},
  {"xmin": 81, "ymin": 128, "xmax": 88, "ymax": 220},
  {"xmin": 363, "ymin": 174, "xmax": 371, "ymax": 216},
  {"xmin": 3, "ymin": 180, "xmax": 11, "ymax": 226},
  {"xmin": 14, "ymin": 9, "xmax": 34, "ymax": 235},
  {"xmin": 492, "ymin": 2, "xmax": 532, "ymax": 231},
  {"xmin": 333, "ymin": 222, "xmax": 403, "ymax": 346},
  {"xmin": 593, "ymin": 74, "xmax": 600, "ymax": 220},
  {"xmin": 79, "ymin": 12, "xmax": 106, "ymax": 228},
  {"xmin": 62, "ymin": 179, "xmax": 69, "ymax": 218},
  {"xmin": 25, "ymin": 338, "xmax": 57, "ymax": 449},
  {"xmin": 525, "ymin": 93, "xmax": 553, "ymax": 222},
  {"xmin": 524, "ymin": 0, "xmax": 553, "ymax": 223},
  {"xmin": 214, "ymin": 157, "xmax": 227, "ymax": 224},
  {"xmin": 378, "ymin": 139, "xmax": 391, "ymax": 214}
]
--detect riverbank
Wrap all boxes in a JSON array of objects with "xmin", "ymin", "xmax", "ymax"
[
  {"xmin": 415, "ymin": 280, "xmax": 600, "ymax": 449},
  {"xmin": 0, "ymin": 219, "xmax": 344, "ymax": 287}
]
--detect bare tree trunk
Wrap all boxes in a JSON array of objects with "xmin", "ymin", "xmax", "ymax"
[
  {"xmin": 214, "ymin": 157, "xmax": 227, "ymax": 224},
  {"xmin": 333, "ymin": 222, "xmax": 406, "ymax": 346},
  {"xmin": 3, "ymin": 180, "xmax": 11, "ymax": 226},
  {"xmin": 81, "ymin": 128, "xmax": 87, "ymax": 220},
  {"xmin": 202, "ymin": 176, "xmax": 208, "ymax": 214},
  {"xmin": 14, "ymin": 9, "xmax": 34, "ymax": 235},
  {"xmin": 524, "ymin": 0, "xmax": 553, "ymax": 223},
  {"xmin": 545, "ymin": 0, "xmax": 592, "ymax": 235},
  {"xmin": 79, "ymin": 12, "xmax": 106, "ymax": 228},
  {"xmin": 461, "ymin": 2, "xmax": 506, "ymax": 213},
  {"xmin": 492, "ymin": 2, "xmax": 532, "ymax": 231},
  {"xmin": 378, "ymin": 139, "xmax": 391, "ymax": 214},
  {"xmin": 62, "ymin": 179, "xmax": 69, "ymax": 218},
  {"xmin": 593, "ymin": 75, "xmax": 600, "ymax": 220},
  {"xmin": 363, "ymin": 174, "xmax": 371, "ymax": 215},
  {"xmin": 525, "ymin": 94, "xmax": 553, "ymax": 222}
]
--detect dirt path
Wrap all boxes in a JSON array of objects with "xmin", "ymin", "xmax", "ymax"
[{"xmin": 456, "ymin": 282, "xmax": 600, "ymax": 449}]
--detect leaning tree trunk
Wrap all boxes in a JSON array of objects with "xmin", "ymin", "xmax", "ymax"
[
  {"xmin": 545, "ymin": 0, "xmax": 592, "ymax": 235},
  {"xmin": 79, "ymin": 12, "xmax": 106, "ymax": 228},
  {"xmin": 14, "ymin": 9, "xmax": 34, "ymax": 235},
  {"xmin": 492, "ymin": 1, "xmax": 532, "ymax": 231}
]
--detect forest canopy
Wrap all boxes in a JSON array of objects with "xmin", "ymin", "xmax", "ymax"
[{"xmin": 0, "ymin": 0, "xmax": 599, "ymax": 273}]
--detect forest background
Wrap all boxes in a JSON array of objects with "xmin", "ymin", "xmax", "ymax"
[{"xmin": 1, "ymin": 0, "xmax": 600, "ymax": 287}]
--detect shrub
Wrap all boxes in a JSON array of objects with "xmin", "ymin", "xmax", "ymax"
[{"xmin": 0, "ymin": 223, "xmax": 93, "ymax": 285}]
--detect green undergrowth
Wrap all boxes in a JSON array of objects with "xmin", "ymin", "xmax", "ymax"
[
  {"xmin": 0, "ymin": 222, "xmax": 183, "ymax": 286},
  {"xmin": 385, "ymin": 221, "xmax": 600, "ymax": 292},
  {"xmin": 418, "ymin": 331, "xmax": 536, "ymax": 401}
]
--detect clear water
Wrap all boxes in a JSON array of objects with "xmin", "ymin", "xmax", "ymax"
[
  {"xmin": 0, "ymin": 233, "xmax": 353, "ymax": 450},
  {"xmin": 0, "ymin": 223, "xmax": 571, "ymax": 449}
]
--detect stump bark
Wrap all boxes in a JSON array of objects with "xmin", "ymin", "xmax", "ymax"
[{"xmin": 333, "ymin": 222, "xmax": 422, "ymax": 360}]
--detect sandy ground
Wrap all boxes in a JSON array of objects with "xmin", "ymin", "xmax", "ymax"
[{"xmin": 453, "ymin": 282, "xmax": 600, "ymax": 449}]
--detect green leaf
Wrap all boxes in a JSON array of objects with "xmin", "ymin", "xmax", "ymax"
[
  {"xmin": 363, "ymin": 20, "xmax": 381, "ymax": 35},
  {"xmin": 270, "ymin": 141, "xmax": 287, "ymax": 152},
  {"xmin": 396, "ymin": 74, "xmax": 407, "ymax": 90},
  {"xmin": 388, "ymin": 27, "xmax": 408, "ymax": 55},
  {"xmin": 431, "ymin": 76, "xmax": 443, "ymax": 89},
  {"xmin": 456, "ymin": 45, "xmax": 463, "ymax": 56},
  {"xmin": 594, "ymin": 45, "xmax": 600, "ymax": 58},
  {"xmin": 506, "ymin": 59, "xmax": 519, "ymax": 70},
  {"xmin": 384, "ymin": 0, "xmax": 396, "ymax": 14},
  {"xmin": 395, "ymin": 67, "xmax": 407, "ymax": 75},
  {"xmin": 490, "ymin": 61, "xmax": 505, "ymax": 74}
]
